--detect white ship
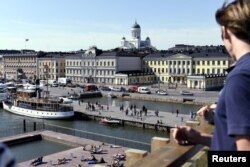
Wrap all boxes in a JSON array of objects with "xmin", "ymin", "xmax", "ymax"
[
  {"xmin": 0, "ymin": 83, "xmax": 8, "ymax": 105},
  {"xmin": 3, "ymin": 89, "xmax": 74, "ymax": 119}
]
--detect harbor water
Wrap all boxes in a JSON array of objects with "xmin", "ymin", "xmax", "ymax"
[{"xmin": 0, "ymin": 97, "xmax": 201, "ymax": 146}]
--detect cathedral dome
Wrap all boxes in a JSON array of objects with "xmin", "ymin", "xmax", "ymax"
[{"xmin": 132, "ymin": 21, "xmax": 140, "ymax": 29}]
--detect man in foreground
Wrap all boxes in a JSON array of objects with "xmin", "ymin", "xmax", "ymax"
[{"xmin": 173, "ymin": 0, "xmax": 250, "ymax": 151}]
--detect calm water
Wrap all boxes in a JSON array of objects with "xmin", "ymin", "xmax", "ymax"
[
  {"xmin": 9, "ymin": 139, "xmax": 74, "ymax": 163},
  {"xmin": 0, "ymin": 97, "xmax": 201, "ymax": 144}
]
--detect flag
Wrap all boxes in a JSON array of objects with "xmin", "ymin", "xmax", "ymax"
[{"xmin": 25, "ymin": 39, "xmax": 29, "ymax": 42}]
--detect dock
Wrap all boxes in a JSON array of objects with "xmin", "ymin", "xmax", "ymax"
[
  {"xmin": 3, "ymin": 131, "xmax": 128, "ymax": 167},
  {"xmin": 73, "ymin": 101, "xmax": 191, "ymax": 131}
]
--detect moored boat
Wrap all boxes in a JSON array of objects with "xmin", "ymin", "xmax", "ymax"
[
  {"xmin": 2, "ymin": 89, "xmax": 74, "ymax": 119},
  {"xmin": 100, "ymin": 117, "xmax": 121, "ymax": 125},
  {"xmin": 0, "ymin": 83, "xmax": 8, "ymax": 107}
]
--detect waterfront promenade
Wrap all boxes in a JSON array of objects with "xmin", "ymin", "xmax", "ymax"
[
  {"xmin": 47, "ymin": 87, "xmax": 217, "ymax": 130},
  {"xmin": 73, "ymin": 101, "xmax": 190, "ymax": 130}
]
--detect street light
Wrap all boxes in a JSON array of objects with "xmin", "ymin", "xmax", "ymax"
[
  {"xmin": 25, "ymin": 39, "xmax": 29, "ymax": 50},
  {"xmin": 158, "ymin": 72, "xmax": 161, "ymax": 91}
]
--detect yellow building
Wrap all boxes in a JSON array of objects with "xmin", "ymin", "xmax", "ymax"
[
  {"xmin": 37, "ymin": 55, "xmax": 65, "ymax": 80},
  {"xmin": 143, "ymin": 51, "xmax": 232, "ymax": 90}
]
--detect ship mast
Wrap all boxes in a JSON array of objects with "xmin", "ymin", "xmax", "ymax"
[{"xmin": 44, "ymin": 64, "xmax": 49, "ymax": 98}]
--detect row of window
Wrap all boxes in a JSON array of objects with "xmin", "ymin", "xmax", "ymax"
[
  {"xmin": 145, "ymin": 67, "xmax": 226, "ymax": 75},
  {"xmin": 5, "ymin": 57, "xmax": 35, "ymax": 61},
  {"xmin": 66, "ymin": 69, "xmax": 115, "ymax": 76},
  {"xmin": 66, "ymin": 60, "xmax": 115, "ymax": 67},
  {"xmin": 39, "ymin": 62, "xmax": 63, "ymax": 67},
  {"xmin": 39, "ymin": 69, "xmax": 65, "ymax": 73},
  {"xmin": 145, "ymin": 60, "xmax": 228, "ymax": 66}
]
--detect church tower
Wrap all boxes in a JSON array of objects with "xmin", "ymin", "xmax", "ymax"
[{"xmin": 131, "ymin": 21, "xmax": 141, "ymax": 48}]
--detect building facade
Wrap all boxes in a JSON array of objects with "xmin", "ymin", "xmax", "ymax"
[
  {"xmin": 143, "ymin": 51, "xmax": 232, "ymax": 90},
  {"xmin": 37, "ymin": 55, "xmax": 66, "ymax": 80},
  {"xmin": 0, "ymin": 55, "xmax": 3, "ymax": 78},
  {"xmin": 65, "ymin": 47, "xmax": 146, "ymax": 85},
  {"xmin": 121, "ymin": 21, "xmax": 152, "ymax": 49},
  {"xmin": 3, "ymin": 51, "xmax": 37, "ymax": 80}
]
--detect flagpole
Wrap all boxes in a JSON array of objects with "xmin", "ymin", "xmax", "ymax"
[{"xmin": 25, "ymin": 39, "xmax": 29, "ymax": 50}]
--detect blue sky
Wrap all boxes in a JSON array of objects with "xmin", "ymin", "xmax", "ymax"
[{"xmin": 0, "ymin": 0, "xmax": 224, "ymax": 51}]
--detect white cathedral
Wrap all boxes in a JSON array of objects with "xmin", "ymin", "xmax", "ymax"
[{"xmin": 121, "ymin": 21, "xmax": 152, "ymax": 49}]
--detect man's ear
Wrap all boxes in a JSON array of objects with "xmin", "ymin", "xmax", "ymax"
[{"xmin": 222, "ymin": 26, "xmax": 232, "ymax": 42}]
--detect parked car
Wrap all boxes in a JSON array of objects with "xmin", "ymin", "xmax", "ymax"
[
  {"xmin": 109, "ymin": 86, "xmax": 121, "ymax": 92},
  {"xmin": 128, "ymin": 85, "xmax": 139, "ymax": 93},
  {"xmin": 138, "ymin": 87, "xmax": 151, "ymax": 94},
  {"xmin": 99, "ymin": 86, "xmax": 111, "ymax": 91},
  {"xmin": 180, "ymin": 90, "xmax": 193, "ymax": 96},
  {"xmin": 156, "ymin": 90, "xmax": 168, "ymax": 95}
]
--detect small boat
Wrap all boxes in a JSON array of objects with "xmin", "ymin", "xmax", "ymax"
[
  {"xmin": 68, "ymin": 94, "xmax": 80, "ymax": 100},
  {"xmin": 59, "ymin": 96, "xmax": 73, "ymax": 104},
  {"xmin": 107, "ymin": 93, "xmax": 117, "ymax": 98},
  {"xmin": 3, "ymin": 89, "xmax": 74, "ymax": 119},
  {"xmin": 156, "ymin": 90, "xmax": 168, "ymax": 95},
  {"xmin": 100, "ymin": 118, "xmax": 121, "ymax": 125},
  {"xmin": 180, "ymin": 90, "xmax": 193, "ymax": 96}
]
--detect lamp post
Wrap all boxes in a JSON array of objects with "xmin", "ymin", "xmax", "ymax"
[
  {"xmin": 25, "ymin": 39, "xmax": 29, "ymax": 50},
  {"xmin": 158, "ymin": 72, "xmax": 161, "ymax": 91}
]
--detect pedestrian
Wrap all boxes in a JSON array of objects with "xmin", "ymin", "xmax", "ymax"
[
  {"xmin": 176, "ymin": 109, "xmax": 179, "ymax": 117},
  {"xmin": 173, "ymin": 0, "xmax": 250, "ymax": 151},
  {"xmin": 107, "ymin": 105, "xmax": 109, "ymax": 111}
]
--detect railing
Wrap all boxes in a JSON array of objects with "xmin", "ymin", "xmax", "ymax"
[
  {"xmin": 125, "ymin": 116, "xmax": 214, "ymax": 167},
  {"xmin": 0, "ymin": 120, "xmax": 150, "ymax": 151}
]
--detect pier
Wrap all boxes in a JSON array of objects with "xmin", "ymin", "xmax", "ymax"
[{"xmin": 73, "ymin": 101, "xmax": 191, "ymax": 131}]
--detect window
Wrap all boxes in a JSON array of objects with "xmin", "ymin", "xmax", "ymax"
[
  {"xmin": 183, "ymin": 61, "xmax": 185, "ymax": 65},
  {"xmin": 192, "ymin": 61, "xmax": 195, "ymax": 65},
  {"xmin": 207, "ymin": 61, "xmax": 210, "ymax": 65},
  {"xmin": 212, "ymin": 61, "xmax": 215, "ymax": 65},
  {"xmin": 197, "ymin": 69, "xmax": 200, "ymax": 74},
  {"xmin": 197, "ymin": 61, "xmax": 200, "ymax": 65},
  {"xmin": 223, "ymin": 61, "xmax": 226, "ymax": 65},
  {"xmin": 202, "ymin": 61, "xmax": 205, "ymax": 65},
  {"xmin": 218, "ymin": 61, "xmax": 220, "ymax": 65}
]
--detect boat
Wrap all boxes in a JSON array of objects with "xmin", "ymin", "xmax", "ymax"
[
  {"xmin": 68, "ymin": 93, "xmax": 80, "ymax": 100},
  {"xmin": 2, "ymin": 89, "xmax": 74, "ymax": 119},
  {"xmin": 59, "ymin": 96, "xmax": 73, "ymax": 104},
  {"xmin": 100, "ymin": 117, "xmax": 121, "ymax": 125},
  {"xmin": 0, "ymin": 83, "xmax": 8, "ymax": 106},
  {"xmin": 156, "ymin": 90, "xmax": 168, "ymax": 95},
  {"xmin": 107, "ymin": 92, "xmax": 117, "ymax": 98},
  {"xmin": 180, "ymin": 90, "xmax": 194, "ymax": 96}
]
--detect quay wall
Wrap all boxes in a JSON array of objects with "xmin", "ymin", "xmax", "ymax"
[{"xmin": 100, "ymin": 92, "xmax": 215, "ymax": 105}]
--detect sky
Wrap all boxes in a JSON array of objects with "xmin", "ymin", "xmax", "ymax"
[{"xmin": 0, "ymin": 0, "xmax": 224, "ymax": 51}]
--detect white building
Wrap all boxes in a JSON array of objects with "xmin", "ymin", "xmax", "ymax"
[{"xmin": 121, "ymin": 21, "xmax": 152, "ymax": 49}]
